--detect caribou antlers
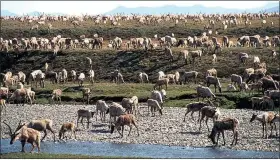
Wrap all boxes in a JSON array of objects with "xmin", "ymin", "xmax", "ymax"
[
  {"xmin": 2, "ymin": 120, "xmax": 23, "ymax": 136},
  {"xmin": 2, "ymin": 120, "xmax": 13, "ymax": 135}
]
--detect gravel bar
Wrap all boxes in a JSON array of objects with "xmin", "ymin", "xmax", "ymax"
[{"xmin": 1, "ymin": 104, "xmax": 279, "ymax": 152}]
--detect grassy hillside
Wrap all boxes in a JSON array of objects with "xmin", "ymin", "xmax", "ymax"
[{"xmin": 1, "ymin": 47, "xmax": 279, "ymax": 82}]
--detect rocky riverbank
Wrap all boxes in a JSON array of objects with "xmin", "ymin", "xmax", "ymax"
[{"xmin": 1, "ymin": 104, "xmax": 279, "ymax": 152}]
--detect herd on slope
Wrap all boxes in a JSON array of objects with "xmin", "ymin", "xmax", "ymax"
[{"xmin": 0, "ymin": 12, "xmax": 280, "ymax": 153}]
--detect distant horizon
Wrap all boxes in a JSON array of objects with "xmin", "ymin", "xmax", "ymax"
[{"xmin": 1, "ymin": 1, "xmax": 279, "ymax": 16}]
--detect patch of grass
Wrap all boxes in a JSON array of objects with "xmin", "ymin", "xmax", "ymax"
[
  {"xmin": 0, "ymin": 152, "xmax": 143, "ymax": 159},
  {"xmin": 217, "ymin": 97, "xmax": 236, "ymax": 109},
  {"xmin": 34, "ymin": 98, "xmax": 50, "ymax": 104},
  {"xmin": 35, "ymin": 82, "xmax": 197, "ymax": 99},
  {"xmin": 21, "ymin": 82, "xmax": 279, "ymax": 110},
  {"xmin": 164, "ymin": 99, "xmax": 196, "ymax": 108}
]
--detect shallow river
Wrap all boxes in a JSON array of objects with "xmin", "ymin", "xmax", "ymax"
[{"xmin": 1, "ymin": 139, "xmax": 279, "ymax": 158}]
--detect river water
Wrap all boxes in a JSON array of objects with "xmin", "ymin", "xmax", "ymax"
[{"xmin": 0, "ymin": 139, "xmax": 279, "ymax": 158}]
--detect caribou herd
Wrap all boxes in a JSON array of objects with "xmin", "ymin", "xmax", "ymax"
[
  {"xmin": 1, "ymin": 33, "xmax": 280, "ymax": 54},
  {"xmin": 1, "ymin": 11, "xmax": 280, "ymax": 53},
  {"xmin": 0, "ymin": 12, "xmax": 280, "ymax": 153}
]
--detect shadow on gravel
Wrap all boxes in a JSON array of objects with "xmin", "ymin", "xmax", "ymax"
[
  {"xmin": 268, "ymin": 135, "xmax": 280, "ymax": 139},
  {"xmin": 180, "ymin": 131, "xmax": 202, "ymax": 135},
  {"xmin": 92, "ymin": 124, "xmax": 108, "ymax": 128},
  {"xmin": 90, "ymin": 129, "xmax": 110, "ymax": 134},
  {"xmin": 242, "ymin": 135, "xmax": 280, "ymax": 141},
  {"xmin": 98, "ymin": 137, "xmax": 118, "ymax": 141}
]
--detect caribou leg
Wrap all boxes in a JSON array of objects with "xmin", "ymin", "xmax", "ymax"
[
  {"xmin": 183, "ymin": 110, "xmax": 190, "ymax": 122},
  {"xmin": 117, "ymin": 128, "xmax": 122, "ymax": 137},
  {"xmin": 87, "ymin": 118, "xmax": 90, "ymax": 129},
  {"xmin": 206, "ymin": 117, "xmax": 210, "ymax": 131},
  {"xmin": 197, "ymin": 111, "xmax": 201, "ymax": 122},
  {"xmin": 269, "ymin": 122, "xmax": 274, "ymax": 137},
  {"xmin": 47, "ymin": 126, "xmax": 56, "ymax": 142},
  {"xmin": 128, "ymin": 125, "xmax": 132, "ymax": 136},
  {"xmin": 41, "ymin": 130, "xmax": 48, "ymax": 142},
  {"xmin": 190, "ymin": 111, "xmax": 195, "ymax": 121},
  {"xmin": 35, "ymin": 140, "xmax": 40, "ymax": 152},
  {"xmin": 222, "ymin": 131, "xmax": 226, "ymax": 146},
  {"xmin": 199, "ymin": 114, "xmax": 205, "ymax": 132},
  {"xmin": 121, "ymin": 126, "xmax": 124, "ymax": 137},
  {"xmin": 73, "ymin": 130, "xmax": 77, "ymax": 139},
  {"xmin": 262, "ymin": 123, "xmax": 265, "ymax": 138},
  {"xmin": 21, "ymin": 140, "xmax": 26, "ymax": 152},
  {"xmin": 30, "ymin": 143, "xmax": 35, "ymax": 153},
  {"xmin": 265, "ymin": 123, "xmax": 268, "ymax": 139},
  {"xmin": 235, "ymin": 131, "xmax": 238, "ymax": 145},
  {"xmin": 80, "ymin": 117, "xmax": 85, "ymax": 128},
  {"xmin": 216, "ymin": 132, "xmax": 220, "ymax": 146},
  {"xmin": 77, "ymin": 117, "xmax": 80, "ymax": 128},
  {"xmin": 231, "ymin": 130, "xmax": 236, "ymax": 145}
]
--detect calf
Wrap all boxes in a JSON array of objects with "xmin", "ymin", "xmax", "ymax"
[{"xmin": 58, "ymin": 122, "xmax": 76, "ymax": 140}]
